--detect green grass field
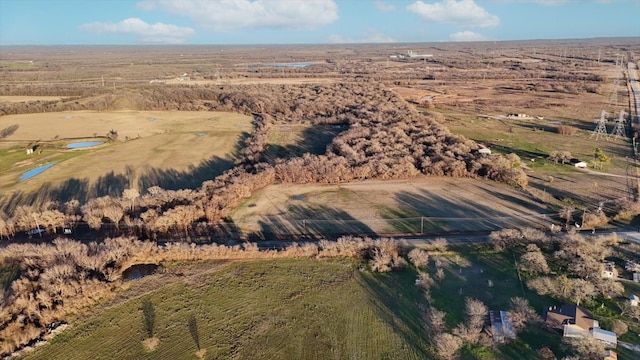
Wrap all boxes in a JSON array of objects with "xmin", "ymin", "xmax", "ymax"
[
  {"xmin": 435, "ymin": 108, "xmax": 630, "ymax": 176},
  {"xmin": 22, "ymin": 259, "xmax": 431, "ymax": 360}
]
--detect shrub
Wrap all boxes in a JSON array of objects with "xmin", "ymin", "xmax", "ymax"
[{"xmin": 557, "ymin": 125, "xmax": 578, "ymax": 135}]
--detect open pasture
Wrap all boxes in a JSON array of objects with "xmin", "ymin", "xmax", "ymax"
[
  {"xmin": 0, "ymin": 110, "xmax": 251, "ymax": 202},
  {"xmin": 21, "ymin": 259, "xmax": 430, "ymax": 360},
  {"xmin": 0, "ymin": 110, "xmax": 251, "ymax": 141},
  {"xmin": 230, "ymin": 177, "xmax": 553, "ymax": 237}
]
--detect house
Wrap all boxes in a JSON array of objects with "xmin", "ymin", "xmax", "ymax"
[
  {"xmin": 604, "ymin": 349, "xmax": 618, "ymax": 360},
  {"xmin": 630, "ymin": 294, "xmax": 640, "ymax": 307},
  {"xmin": 489, "ymin": 310, "xmax": 516, "ymax": 343},
  {"xmin": 601, "ymin": 262, "xmax": 618, "ymax": 279},
  {"xmin": 544, "ymin": 304, "xmax": 617, "ymax": 347},
  {"xmin": 544, "ymin": 305, "xmax": 598, "ymax": 333},
  {"xmin": 590, "ymin": 327, "xmax": 617, "ymax": 348},
  {"xmin": 633, "ymin": 273, "xmax": 640, "ymax": 283}
]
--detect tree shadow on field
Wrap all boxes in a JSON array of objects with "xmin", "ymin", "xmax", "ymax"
[
  {"xmin": 141, "ymin": 299, "xmax": 155, "ymax": 338},
  {"xmin": 188, "ymin": 313, "xmax": 200, "ymax": 350},
  {"xmin": 137, "ymin": 155, "xmax": 234, "ymax": 192},
  {"xmin": 256, "ymin": 204, "xmax": 374, "ymax": 240},
  {"xmin": 358, "ymin": 271, "xmax": 430, "ymax": 358},
  {"xmin": 0, "ymin": 155, "xmax": 235, "ymax": 213},
  {"xmin": 487, "ymin": 143, "xmax": 547, "ymax": 161},
  {"xmin": 264, "ymin": 124, "xmax": 346, "ymax": 161},
  {"xmin": 393, "ymin": 186, "xmax": 550, "ymax": 234}
]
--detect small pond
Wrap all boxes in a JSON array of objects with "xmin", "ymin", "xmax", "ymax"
[
  {"xmin": 19, "ymin": 163, "xmax": 57, "ymax": 182},
  {"xmin": 66, "ymin": 141, "xmax": 104, "ymax": 149},
  {"xmin": 122, "ymin": 263, "xmax": 162, "ymax": 280},
  {"xmin": 264, "ymin": 62, "xmax": 314, "ymax": 67}
]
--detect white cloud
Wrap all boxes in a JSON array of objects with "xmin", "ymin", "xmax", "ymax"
[
  {"xmin": 375, "ymin": 1, "xmax": 396, "ymax": 11},
  {"xmin": 449, "ymin": 30, "xmax": 488, "ymax": 41},
  {"xmin": 328, "ymin": 30, "xmax": 396, "ymax": 44},
  {"xmin": 137, "ymin": 0, "xmax": 338, "ymax": 32},
  {"xmin": 407, "ymin": 0, "xmax": 500, "ymax": 28},
  {"xmin": 79, "ymin": 18, "xmax": 195, "ymax": 44}
]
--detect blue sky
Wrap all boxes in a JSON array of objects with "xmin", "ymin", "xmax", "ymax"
[{"xmin": 0, "ymin": 0, "xmax": 638, "ymax": 45}]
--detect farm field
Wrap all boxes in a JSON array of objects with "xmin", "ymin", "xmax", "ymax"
[
  {"xmin": 0, "ymin": 110, "xmax": 251, "ymax": 202},
  {"xmin": 20, "ymin": 259, "xmax": 431, "ymax": 360},
  {"xmin": 229, "ymin": 177, "xmax": 554, "ymax": 237}
]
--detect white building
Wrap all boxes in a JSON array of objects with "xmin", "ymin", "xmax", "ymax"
[{"xmin": 601, "ymin": 262, "xmax": 618, "ymax": 279}]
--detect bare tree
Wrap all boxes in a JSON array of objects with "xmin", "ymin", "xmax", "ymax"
[
  {"xmin": 408, "ymin": 248, "xmax": 429, "ymax": 269},
  {"xmin": 611, "ymin": 319, "xmax": 628, "ymax": 336},
  {"xmin": 507, "ymin": 297, "xmax": 541, "ymax": 334},
  {"xmin": 559, "ymin": 207, "xmax": 575, "ymax": 229},
  {"xmin": 567, "ymin": 278, "xmax": 596, "ymax": 306},
  {"xmin": 434, "ymin": 333, "xmax": 463, "ymax": 360},
  {"xmin": 416, "ymin": 272, "xmax": 435, "ymax": 291},
  {"xmin": 122, "ymin": 188, "xmax": 140, "ymax": 212},
  {"xmin": 465, "ymin": 298, "xmax": 488, "ymax": 329},
  {"xmin": 564, "ymin": 336, "xmax": 605, "ymax": 360},
  {"xmin": 488, "ymin": 228, "xmax": 522, "ymax": 251},
  {"xmin": 454, "ymin": 297, "xmax": 487, "ymax": 344},
  {"xmin": 424, "ymin": 306, "xmax": 446, "ymax": 336},
  {"xmin": 519, "ymin": 250, "xmax": 550, "ymax": 274}
]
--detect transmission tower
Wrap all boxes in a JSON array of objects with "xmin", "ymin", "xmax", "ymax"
[
  {"xmin": 609, "ymin": 109, "xmax": 628, "ymax": 140},
  {"xmin": 591, "ymin": 110, "xmax": 609, "ymax": 140}
]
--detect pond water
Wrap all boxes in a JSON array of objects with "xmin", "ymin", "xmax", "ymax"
[
  {"xmin": 259, "ymin": 62, "xmax": 314, "ymax": 67},
  {"xmin": 266, "ymin": 62, "xmax": 314, "ymax": 67},
  {"xmin": 19, "ymin": 163, "xmax": 56, "ymax": 182},
  {"xmin": 66, "ymin": 141, "xmax": 104, "ymax": 149},
  {"xmin": 122, "ymin": 263, "xmax": 162, "ymax": 280}
]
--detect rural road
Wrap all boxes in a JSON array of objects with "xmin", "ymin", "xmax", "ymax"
[
  {"xmin": 619, "ymin": 340, "xmax": 640, "ymax": 353},
  {"xmin": 253, "ymin": 228, "xmax": 639, "ymax": 250}
]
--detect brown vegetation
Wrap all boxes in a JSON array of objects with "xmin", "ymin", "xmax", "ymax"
[{"xmin": 556, "ymin": 125, "xmax": 578, "ymax": 135}]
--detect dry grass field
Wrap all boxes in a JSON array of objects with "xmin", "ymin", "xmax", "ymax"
[
  {"xmin": 0, "ymin": 96, "xmax": 64, "ymax": 103},
  {"xmin": 229, "ymin": 177, "xmax": 553, "ymax": 237},
  {"xmin": 0, "ymin": 110, "xmax": 251, "ymax": 199}
]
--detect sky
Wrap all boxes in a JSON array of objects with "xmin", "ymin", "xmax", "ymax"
[{"xmin": 0, "ymin": 0, "xmax": 639, "ymax": 45}]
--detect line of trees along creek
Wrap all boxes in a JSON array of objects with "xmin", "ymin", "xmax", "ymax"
[{"xmin": 1, "ymin": 82, "xmax": 528, "ymax": 240}]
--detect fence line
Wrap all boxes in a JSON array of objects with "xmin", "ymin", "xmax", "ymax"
[{"xmin": 32, "ymin": 211, "xmax": 564, "ymax": 241}]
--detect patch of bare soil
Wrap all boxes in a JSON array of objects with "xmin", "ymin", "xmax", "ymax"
[{"xmin": 142, "ymin": 337, "xmax": 159, "ymax": 352}]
